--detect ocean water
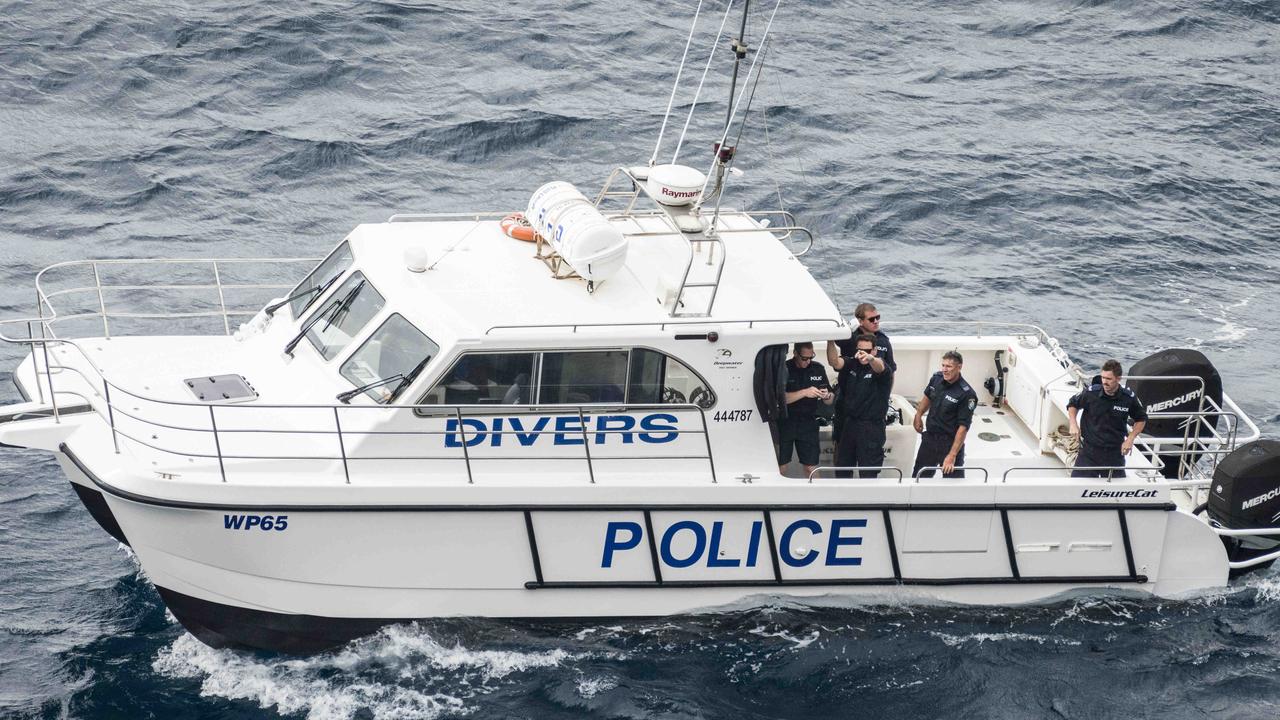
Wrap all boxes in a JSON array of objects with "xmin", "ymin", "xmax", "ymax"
[{"xmin": 1, "ymin": 0, "xmax": 1279, "ymax": 717}]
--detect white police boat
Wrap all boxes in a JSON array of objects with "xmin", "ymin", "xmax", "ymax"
[{"xmin": 3, "ymin": 6, "xmax": 1279, "ymax": 655}]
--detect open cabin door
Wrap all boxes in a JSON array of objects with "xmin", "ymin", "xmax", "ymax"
[{"xmin": 754, "ymin": 344, "xmax": 789, "ymax": 423}]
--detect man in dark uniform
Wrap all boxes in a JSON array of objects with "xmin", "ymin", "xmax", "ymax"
[
  {"xmin": 835, "ymin": 333, "xmax": 893, "ymax": 478},
  {"xmin": 778, "ymin": 342, "xmax": 834, "ymax": 477},
  {"xmin": 828, "ymin": 303, "xmax": 896, "ymax": 454},
  {"xmin": 913, "ymin": 350, "xmax": 978, "ymax": 478},
  {"xmin": 1067, "ymin": 359, "xmax": 1148, "ymax": 478}
]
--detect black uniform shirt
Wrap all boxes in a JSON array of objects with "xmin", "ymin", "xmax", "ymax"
[
  {"xmin": 1067, "ymin": 384, "xmax": 1148, "ymax": 449},
  {"xmin": 784, "ymin": 358, "xmax": 831, "ymax": 419},
  {"xmin": 843, "ymin": 362, "xmax": 894, "ymax": 422},
  {"xmin": 922, "ymin": 372, "xmax": 978, "ymax": 438},
  {"xmin": 836, "ymin": 329, "xmax": 896, "ymax": 387}
]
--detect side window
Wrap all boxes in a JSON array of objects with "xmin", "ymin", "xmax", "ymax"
[
  {"xmin": 539, "ymin": 351, "xmax": 628, "ymax": 404},
  {"xmin": 627, "ymin": 348, "xmax": 666, "ymax": 404},
  {"xmin": 423, "ymin": 349, "xmax": 715, "ymax": 409},
  {"xmin": 628, "ymin": 348, "xmax": 716, "ymax": 408},
  {"xmin": 428, "ymin": 353, "xmax": 537, "ymax": 405}
]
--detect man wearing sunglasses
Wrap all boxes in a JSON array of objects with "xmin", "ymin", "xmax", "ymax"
[
  {"xmin": 834, "ymin": 333, "xmax": 893, "ymax": 478},
  {"xmin": 779, "ymin": 342, "xmax": 834, "ymax": 477},
  {"xmin": 828, "ymin": 303, "xmax": 897, "ymax": 455}
]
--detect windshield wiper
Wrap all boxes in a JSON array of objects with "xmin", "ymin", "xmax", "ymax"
[
  {"xmin": 322, "ymin": 279, "xmax": 365, "ymax": 331},
  {"xmin": 283, "ymin": 298, "xmax": 340, "ymax": 357},
  {"xmin": 336, "ymin": 356, "xmax": 433, "ymax": 405},
  {"xmin": 266, "ymin": 271, "xmax": 343, "ymax": 318},
  {"xmin": 282, "ymin": 279, "xmax": 365, "ymax": 357}
]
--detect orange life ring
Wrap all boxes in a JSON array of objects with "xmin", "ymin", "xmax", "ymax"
[{"xmin": 500, "ymin": 213, "xmax": 538, "ymax": 242}]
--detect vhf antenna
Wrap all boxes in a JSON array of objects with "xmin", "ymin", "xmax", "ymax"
[{"xmin": 707, "ymin": 0, "xmax": 751, "ymax": 206}]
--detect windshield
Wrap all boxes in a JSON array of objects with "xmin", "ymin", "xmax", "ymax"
[
  {"xmin": 302, "ymin": 271, "xmax": 385, "ymax": 360},
  {"xmin": 340, "ymin": 314, "xmax": 440, "ymax": 403},
  {"xmin": 288, "ymin": 241, "xmax": 353, "ymax": 318}
]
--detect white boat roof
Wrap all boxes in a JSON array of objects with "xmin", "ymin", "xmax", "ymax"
[{"xmin": 345, "ymin": 210, "xmax": 843, "ymax": 345}]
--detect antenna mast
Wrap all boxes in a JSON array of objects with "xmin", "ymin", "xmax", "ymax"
[{"xmin": 705, "ymin": 0, "xmax": 751, "ymax": 206}]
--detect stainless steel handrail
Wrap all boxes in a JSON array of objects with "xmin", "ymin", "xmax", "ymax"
[
  {"xmin": 387, "ymin": 212, "xmax": 510, "ymax": 222},
  {"xmin": 484, "ymin": 317, "xmax": 844, "ymax": 336},
  {"xmin": 34, "ymin": 257, "xmax": 317, "ymax": 340},
  {"xmin": 1001, "ymin": 465, "xmax": 1165, "ymax": 483},
  {"xmin": 915, "ymin": 466, "xmax": 990, "ymax": 483},
  {"xmin": 0, "ymin": 322, "xmax": 718, "ymax": 484},
  {"xmin": 807, "ymin": 466, "xmax": 905, "ymax": 483},
  {"xmin": 883, "ymin": 321, "xmax": 1073, "ymax": 368},
  {"xmin": 594, "ymin": 166, "xmax": 814, "ymax": 317}
]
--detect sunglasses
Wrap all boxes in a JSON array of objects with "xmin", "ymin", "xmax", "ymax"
[
  {"xmin": 797, "ymin": 354, "xmax": 815, "ymax": 361},
  {"xmin": 863, "ymin": 315, "xmax": 881, "ymax": 323}
]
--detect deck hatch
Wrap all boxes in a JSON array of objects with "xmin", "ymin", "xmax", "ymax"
[{"xmin": 184, "ymin": 374, "xmax": 258, "ymax": 403}]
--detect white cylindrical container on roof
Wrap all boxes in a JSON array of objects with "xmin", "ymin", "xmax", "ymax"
[{"xmin": 526, "ymin": 181, "xmax": 627, "ymax": 283}]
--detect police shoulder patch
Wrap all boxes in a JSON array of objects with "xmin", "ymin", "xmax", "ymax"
[
  {"xmin": 1088, "ymin": 383, "xmax": 1102, "ymax": 392},
  {"xmin": 1122, "ymin": 387, "xmax": 1135, "ymax": 397},
  {"xmin": 967, "ymin": 398, "xmax": 977, "ymax": 411}
]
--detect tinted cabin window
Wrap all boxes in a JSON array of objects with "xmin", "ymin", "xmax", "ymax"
[
  {"xmin": 423, "ymin": 349, "xmax": 716, "ymax": 409},
  {"xmin": 627, "ymin": 348, "xmax": 666, "ymax": 404},
  {"xmin": 339, "ymin": 313, "xmax": 439, "ymax": 403},
  {"xmin": 288, "ymin": 241, "xmax": 352, "ymax": 318},
  {"xmin": 629, "ymin": 348, "xmax": 715, "ymax": 408},
  {"xmin": 433, "ymin": 353, "xmax": 537, "ymax": 405},
  {"xmin": 539, "ymin": 351, "xmax": 628, "ymax": 404},
  {"xmin": 303, "ymin": 272, "xmax": 385, "ymax": 361}
]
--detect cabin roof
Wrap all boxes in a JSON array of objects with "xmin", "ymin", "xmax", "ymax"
[{"xmin": 346, "ymin": 211, "xmax": 844, "ymax": 345}]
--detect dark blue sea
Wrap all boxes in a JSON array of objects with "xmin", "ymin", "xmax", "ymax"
[{"xmin": 2, "ymin": 0, "xmax": 1279, "ymax": 717}]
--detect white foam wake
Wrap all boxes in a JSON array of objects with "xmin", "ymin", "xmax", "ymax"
[
  {"xmin": 153, "ymin": 623, "xmax": 597, "ymax": 719},
  {"xmin": 930, "ymin": 630, "xmax": 1082, "ymax": 647}
]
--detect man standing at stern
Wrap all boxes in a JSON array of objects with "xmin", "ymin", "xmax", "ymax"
[
  {"xmin": 1067, "ymin": 359, "xmax": 1148, "ymax": 478},
  {"xmin": 913, "ymin": 351, "xmax": 978, "ymax": 479},
  {"xmin": 835, "ymin": 333, "xmax": 893, "ymax": 478},
  {"xmin": 829, "ymin": 303, "xmax": 896, "ymax": 455},
  {"xmin": 778, "ymin": 342, "xmax": 834, "ymax": 477}
]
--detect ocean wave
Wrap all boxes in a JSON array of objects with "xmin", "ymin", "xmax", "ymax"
[{"xmin": 152, "ymin": 623, "xmax": 615, "ymax": 719}]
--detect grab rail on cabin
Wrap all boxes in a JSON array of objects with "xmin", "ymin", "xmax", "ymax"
[
  {"xmin": 387, "ymin": 212, "xmax": 510, "ymax": 222},
  {"xmin": 484, "ymin": 317, "xmax": 845, "ymax": 336},
  {"xmin": 32, "ymin": 258, "xmax": 317, "ymax": 340}
]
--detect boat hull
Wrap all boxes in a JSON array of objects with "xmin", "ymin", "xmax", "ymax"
[{"xmin": 64, "ymin": 464, "xmax": 1230, "ymax": 653}]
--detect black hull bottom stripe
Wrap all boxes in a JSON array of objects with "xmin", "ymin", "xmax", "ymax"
[
  {"xmin": 524, "ymin": 574, "xmax": 1149, "ymax": 589},
  {"xmin": 69, "ymin": 482, "xmax": 130, "ymax": 547},
  {"xmin": 1, "ymin": 403, "xmax": 93, "ymax": 425},
  {"xmin": 158, "ymin": 566, "xmax": 1154, "ymax": 656},
  {"xmin": 157, "ymin": 586, "xmax": 409, "ymax": 655}
]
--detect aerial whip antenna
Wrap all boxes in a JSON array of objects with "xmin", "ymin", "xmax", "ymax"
[
  {"xmin": 650, "ymin": 0, "xmax": 706, "ymax": 167},
  {"xmin": 671, "ymin": 1, "xmax": 737, "ymax": 164},
  {"xmin": 696, "ymin": 0, "xmax": 784, "ymax": 221}
]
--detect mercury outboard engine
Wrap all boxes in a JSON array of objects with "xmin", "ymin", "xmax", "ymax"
[
  {"xmin": 1127, "ymin": 348, "xmax": 1223, "ymax": 478},
  {"xmin": 1207, "ymin": 440, "xmax": 1280, "ymax": 576}
]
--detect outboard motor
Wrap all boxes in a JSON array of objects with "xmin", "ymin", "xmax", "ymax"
[
  {"xmin": 1127, "ymin": 348, "xmax": 1223, "ymax": 478},
  {"xmin": 1207, "ymin": 440, "xmax": 1280, "ymax": 576}
]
